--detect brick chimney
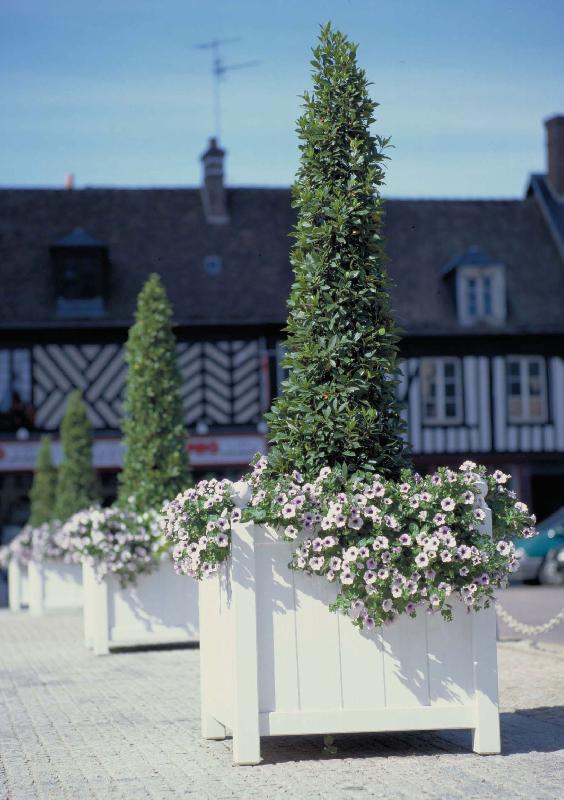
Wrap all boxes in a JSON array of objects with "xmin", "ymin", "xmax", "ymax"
[
  {"xmin": 545, "ymin": 115, "xmax": 564, "ymax": 199},
  {"xmin": 201, "ymin": 138, "xmax": 229, "ymax": 224}
]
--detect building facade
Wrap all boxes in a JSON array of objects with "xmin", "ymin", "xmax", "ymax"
[{"xmin": 1, "ymin": 120, "xmax": 563, "ymax": 548}]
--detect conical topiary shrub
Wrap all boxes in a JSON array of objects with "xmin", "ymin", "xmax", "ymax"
[
  {"xmin": 54, "ymin": 391, "xmax": 98, "ymax": 522},
  {"xmin": 163, "ymin": 26, "xmax": 533, "ymax": 765},
  {"xmin": 118, "ymin": 273, "xmax": 189, "ymax": 511},
  {"xmin": 266, "ymin": 23, "xmax": 408, "ymax": 479},
  {"xmin": 29, "ymin": 435, "xmax": 57, "ymax": 527}
]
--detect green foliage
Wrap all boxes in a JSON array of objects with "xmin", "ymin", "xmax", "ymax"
[
  {"xmin": 266, "ymin": 23, "xmax": 408, "ymax": 479},
  {"xmin": 118, "ymin": 273, "xmax": 189, "ymax": 511},
  {"xmin": 54, "ymin": 391, "xmax": 98, "ymax": 522},
  {"xmin": 29, "ymin": 435, "xmax": 58, "ymax": 526}
]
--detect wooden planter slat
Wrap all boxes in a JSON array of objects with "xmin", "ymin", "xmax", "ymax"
[
  {"xmin": 83, "ymin": 558, "xmax": 199, "ymax": 655},
  {"xmin": 200, "ymin": 488, "xmax": 501, "ymax": 765},
  {"xmin": 28, "ymin": 561, "xmax": 83, "ymax": 616}
]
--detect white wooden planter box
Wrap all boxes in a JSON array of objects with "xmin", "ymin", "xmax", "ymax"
[
  {"xmin": 8, "ymin": 560, "xmax": 29, "ymax": 610},
  {"xmin": 28, "ymin": 560, "xmax": 83, "ymax": 616},
  {"xmin": 200, "ymin": 499, "xmax": 501, "ymax": 765},
  {"xmin": 83, "ymin": 557, "xmax": 199, "ymax": 655}
]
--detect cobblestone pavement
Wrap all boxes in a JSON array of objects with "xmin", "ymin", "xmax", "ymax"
[{"xmin": 1, "ymin": 610, "xmax": 563, "ymax": 800}]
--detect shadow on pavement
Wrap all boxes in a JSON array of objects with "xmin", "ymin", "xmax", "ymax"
[
  {"xmin": 256, "ymin": 706, "xmax": 564, "ymax": 764},
  {"xmin": 110, "ymin": 641, "xmax": 200, "ymax": 654}
]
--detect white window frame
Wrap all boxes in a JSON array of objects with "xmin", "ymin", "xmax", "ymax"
[
  {"xmin": 506, "ymin": 356, "xmax": 548, "ymax": 424},
  {"xmin": 420, "ymin": 357, "xmax": 463, "ymax": 426},
  {"xmin": 456, "ymin": 265, "xmax": 506, "ymax": 326}
]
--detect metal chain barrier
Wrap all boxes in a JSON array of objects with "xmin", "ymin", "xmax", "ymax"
[{"xmin": 496, "ymin": 601, "xmax": 564, "ymax": 636}]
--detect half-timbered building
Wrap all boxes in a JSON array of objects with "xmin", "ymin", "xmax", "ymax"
[{"xmin": 1, "ymin": 118, "xmax": 563, "ymax": 551}]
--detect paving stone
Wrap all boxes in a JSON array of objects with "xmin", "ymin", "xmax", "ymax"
[{"xmin": 0, "ymin": 609, "xmax": 563, "ymax": 799}]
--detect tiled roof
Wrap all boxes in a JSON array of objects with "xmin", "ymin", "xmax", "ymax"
[
  {"xmin": 527, "ymin": 175, "xmax": 564, "ymax": 261},
  {"xmin": 384, "ymin": 195, "xmax": 564, "ymax": 335},
  {"xmin": 440, "ymin": 245, "xmax": 501, "ymax": 275},
  {"xmin": 1, "ymin": 185, "xmax": 563, "ymax": 335}
]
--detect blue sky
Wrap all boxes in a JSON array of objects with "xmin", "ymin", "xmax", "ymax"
[{"xmin": 1, "ymin": 0, "xmax": 562, "ymax": 196}]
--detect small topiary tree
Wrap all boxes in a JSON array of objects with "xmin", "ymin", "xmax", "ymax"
[
  {"xmin": 29, "ymin": 435, "xmax": 57, "ymax": 527},
  {"xmin": 266, "ymin": 23, "xmax": 408, "ymax": 480},
  {"xmin": 118, "ymin": 273, "xmax": 189, "ymax": 511},
  {"xmin": 54, "ymin": 391, "xmax": 98, "ymax": 522}
]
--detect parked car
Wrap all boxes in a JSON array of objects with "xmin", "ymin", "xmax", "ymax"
[{"xmin": 512, "ymin": 506, "xmax": 564, "ymax": 584}]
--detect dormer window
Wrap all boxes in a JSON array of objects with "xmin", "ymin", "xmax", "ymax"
[
  {"xmin": 442, "ymin": 246, "xmax": 506, "ymax": 327},
  {"xmin": 50, "ymin": 228, "xmax": 109, "ymax": 319},
  {"xmin": 461, "ymin": 268, "xmax": 499, "ymax": 323}
]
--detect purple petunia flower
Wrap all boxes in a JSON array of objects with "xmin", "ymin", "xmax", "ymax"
[
  {"xmin": 348, "ymin": 516, "xmax": 363, "ymax": 531},
  {"xmin": 282, "ymin": 503, "xmax": 296, "ymax": 519}
]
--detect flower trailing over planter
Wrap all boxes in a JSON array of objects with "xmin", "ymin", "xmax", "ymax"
[
  {"xmin": 0, "ymin": 521, "xmax": 79, "ymax": 566},
  {"xmin": 30, "ymin": 520, "xmax": 79, "ymax": 564},
  {"xmin": 62, "ymin": 504, "xmax": 165, "ymax": 587},
  {"xmin": 0, "ymin": 525, "xmax": 34, "ymax": 567},
  {"xmin": 160, "ymin": 478, "xmax": 240, "ymax": 579},
  {"xmin": 160, "ymin": 458, "xmax": 536, "ymax": 629}
]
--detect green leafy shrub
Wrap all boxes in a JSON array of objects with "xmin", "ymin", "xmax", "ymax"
[
  {"xmin": 266, "ymin": 23, "xmax": 407, "ymax": 480},
  {"xmin": 54, "ymin": 391, "xmax": 98, "ymax": 522},
  {"xmin": 29, "ymin": 435, "xmax": 57, "ymax": 526},
  {"xmin": 118, "ymin": 273, "xmax": 189, "ymax": 511}
]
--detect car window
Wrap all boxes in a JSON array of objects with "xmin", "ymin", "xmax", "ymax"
[{"xmin": 538, "ymin": 509, "xmax": 564, "ymax": 538}]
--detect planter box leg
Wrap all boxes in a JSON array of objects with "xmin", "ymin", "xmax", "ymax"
[
  {"xmin": 199, "ymin": 580, "xmax": 226, "ymax": 740},
  {"xmin": 472, "ymin": 494, "xmax": 501, "ymax": 755},
  {"xmin": 28, "ymin": 562, "xmax": 44, "ymax": 617},
  {"xmin": 91, "ymin": 574, "xmax": 111, "ymax": 656},
  {"xmin": 82, "ymin": 564, "xmax": 95, "ymax": 649},
  {"xmin": 471, "ymin": 604, "xmax": 501, "ymax": 755},
  {"xmin": 8, "ymin": 560, "xmax": 22, "ymax": 611},
  {"xmin": 232, "ymin": 726, "xmax": 261, "ymax": 767},
  {"xmin": 202, "ymin": 714, "xmax": 226, "ymax": 740},
  {"xmin": 231, "ymin": 522, "xmax": 261, "ymax": 766}
]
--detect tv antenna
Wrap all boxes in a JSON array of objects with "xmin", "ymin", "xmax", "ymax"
[{"xmin": 195, "ymin": 37, "xmax": 259, "ymax": 140}]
